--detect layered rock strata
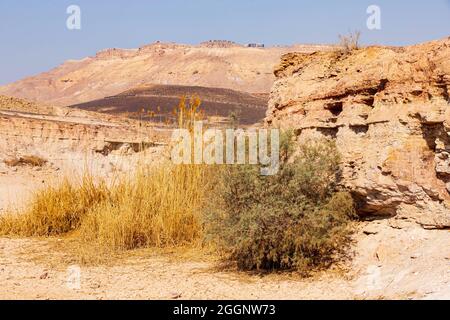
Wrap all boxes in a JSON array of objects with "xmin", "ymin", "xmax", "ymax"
[{"xmin": 267, "ymin": 38, "xmax": 450, "ymax": 227}]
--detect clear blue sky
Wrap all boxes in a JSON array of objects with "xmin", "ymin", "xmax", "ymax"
[{"xmin": 1, "ymin": 0, "xmax": 450, "ymax": 84}]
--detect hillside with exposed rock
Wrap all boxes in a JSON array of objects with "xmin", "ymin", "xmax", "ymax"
[
  {"xmin": 0, "ymin": 95, "xmax": 168, "ymax": 183},
  {"xmin": 267, "ymin": 37, "xmax": 450, "ymax": 228},
  {"xmin": 0, "ymin": 42, "xmax": 335, "ymax": 107}
]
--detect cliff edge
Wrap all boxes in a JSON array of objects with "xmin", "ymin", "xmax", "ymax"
[{"xmin": 267, "ymin": 37, "xmax": 450, "ymax": 228}]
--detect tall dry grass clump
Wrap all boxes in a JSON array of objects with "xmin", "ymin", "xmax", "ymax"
[
  {"xmin": 0, "ymin": 95, "xmax": 212, "ymax": 257},
  {"xmin": 338, "ymin": 30, "xmax": 361, "ymax": 53},
  {"xmin": 80, "ymin": 95, "xmax": 212, "ymax": 252},
  {"xmin": 0, "ymin": 95, "xmax": 358, "ymax": 272},
  {"xmin": 0, "ymin": 164, "xmax": 212, "ymax": 254},
  {"xmin": 79, "ymin": 164, "xmax": 212, "ymax": 252},
  {"xmin": 0, "ymin": 175, "xmax": 109, "ymax": 236}
]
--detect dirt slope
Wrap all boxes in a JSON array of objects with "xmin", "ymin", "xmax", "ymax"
[{"xmin": 70, "ymin": 84, "xmax": 268, "ymax": 125}]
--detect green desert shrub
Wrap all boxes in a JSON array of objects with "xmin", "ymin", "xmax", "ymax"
[{"xmin": 205, "ymin": 138, "xmax": 356, "ymax": 273}]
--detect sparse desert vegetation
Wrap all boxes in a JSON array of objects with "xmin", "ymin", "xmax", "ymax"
[
  {"xmin": 0, "ymin": 98, "xmax": 213, "ymax": 259},
  {"xmin": 0, "ymin": 129, "xmax": 356, "ymax": 274},
  {"xmin": 70, "ymin": 84, "xmax": 269, "ymax": 126},
  {"xmin": 4, "ymin": 155, "xmax": 47, "ymax": 168},
  {"xmin": 205, "ymin": 138, "xmax": 356, "ymax": 273},
  {"xmin": 0, "ymin": 164, "xmax": 213, "ymax": 259},
  {"xmin": 0, "ymin": 27, "xmax": 449, "ymax": 300},
  {"xmin": 338, "ymin": 30, "xmax": 361, "ymax": 52},
  {"xmin": 0, "ymin": 98, "xmax": 356, "ymax": 273}
]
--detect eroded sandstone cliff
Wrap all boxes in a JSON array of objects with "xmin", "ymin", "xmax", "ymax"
[
  {"xmin": 267, "ymin": 38, "xmax": 450, "ymax": 228},
  {"xmin": 0, "ymin": 96, "xmax": 169, "ymax": 176}
]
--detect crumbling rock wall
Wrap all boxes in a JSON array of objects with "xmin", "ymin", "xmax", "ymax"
[
  {"xmin": 266, "ymin": 38, "xmax": 450, "ymax": 227},
  {"xmin": 0, "ymin": 115, "xmax": 166, "ymax": 160}
]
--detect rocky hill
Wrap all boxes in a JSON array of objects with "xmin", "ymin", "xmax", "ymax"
[
  {"xmin": 0, "ymin": 42, "xmax": 335, "ymax": 107},
  {"xmin": 70, "ymin": 84, "xmax": 268, "ymax": 125},
  {"xmin": 267, "ymin": 37, "xmax": 450, "ymax": 228}
]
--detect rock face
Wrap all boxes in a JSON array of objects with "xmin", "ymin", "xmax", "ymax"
[
  {"xmin": 267, "ymin": 38, "xmax": 450, "ymax": 227},
  {"xmin": 0, "ymin": 96, "xmax": 169, "ymax": 172},
  {"xmin": 0, "ymin": 115, "xmax": 150, "ymax": 157}
]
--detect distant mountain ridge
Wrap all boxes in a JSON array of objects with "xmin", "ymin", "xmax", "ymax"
[{"xmin": 0, "ymin": 41, "xmax": 336, "ymax": 107}]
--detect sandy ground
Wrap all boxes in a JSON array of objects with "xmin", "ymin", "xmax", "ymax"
[{"xmin": 0, "ymin": 168, "xmax": 449, "ymax": 300}]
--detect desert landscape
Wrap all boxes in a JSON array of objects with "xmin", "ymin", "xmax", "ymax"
[
  {"xmin": 0, "ymin": 0, "xmax": 450, "ymax": 300},
  {"xmin": 0, "ymin": 27, "xmax": 449, "ymax": 300}
]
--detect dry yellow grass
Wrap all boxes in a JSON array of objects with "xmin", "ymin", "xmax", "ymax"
[
  {"xmin": 0, "ymin": 163, "xmax": 213, "ymax": 256},
  {"xmin": 0, "ymin": 96, "xmax": 215, "ymax": 260},
  {"xmin": 0, "ymin": 175, "xmax": 109, "ymax": 236},
  {"xmin": 4, "ymin": 155, "xmax": 47, "ymax": 167}
]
